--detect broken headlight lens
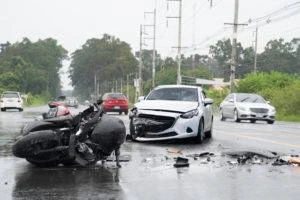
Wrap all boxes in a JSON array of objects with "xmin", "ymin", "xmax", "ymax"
[{"xmin": 180, "ymin": 109, "xmax": 199, "ymax": 119}]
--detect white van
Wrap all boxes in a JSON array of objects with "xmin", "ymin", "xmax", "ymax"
[{"xmin": 0, "ymin": 91, "xmax": 24, "ymax": 112}]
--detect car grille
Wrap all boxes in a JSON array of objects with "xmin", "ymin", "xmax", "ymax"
[
  {"xmin": 144, "ymin": 131, "xmax": 178, "ymax": 138},
  {"xmin": 137, "ymin": 114, "xmax": 175, "ymax": 133},
  {"xmin": 250, "ymin": 108, "xmax": 269, "ymax": 113}
]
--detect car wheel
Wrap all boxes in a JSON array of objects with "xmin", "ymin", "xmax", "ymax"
[
  {"xmin": 250, "ymin": 119, "xmax": 256, "ymax": 123},
  {"xmin": 19, "ymin": 108, "xmax": 23, "ymax": 112},
  {"xmin": 267, "ymin": 120, "xmax": 274, "ymax": 124},
  {"xmin": 195, "ymin": 119, "xmax": 204, "ymax": 143},
  {"xmin": 220, "ymin": 109, "xmax": 226, "ymax": 121},
  {"xmin": 1, "ymin": 108, "xmax": 5, "ymax": 112},
  {"xmin": 124, "ymin": 110, "xmax": 128, "ymax": 115},
  {"xmin": 129, "ymin": 119, "xmax": 137, "ymax": 141},
  {"xmin": 233, "ymin": 109, "xmax": 240, "ymax": 122},
  {"xmin": 119, "ymin": 111, "xmax": 122, "ymax": 115},
  {"xmin": 205, "ymin": 117, "xmax": 213, "ymax": 138}
]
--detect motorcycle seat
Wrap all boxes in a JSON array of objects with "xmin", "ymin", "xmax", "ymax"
[{"xmin": 44, "ymin": 115, "xmax": 74, "ymax": 126}]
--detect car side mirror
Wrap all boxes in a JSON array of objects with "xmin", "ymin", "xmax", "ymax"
[
  {"xmin": 203, "ymin": 98, "xmax": 214, "ymax": 106},
  {"xmin": 266, "ymin": 100, "xmax": 270, "ymax": 104},
  {"xmin": 138, "ymin": 96, "xmax": 145, "ymax": 102},
  {"xmin": 97, "ymin": 99, "xmax": 103, "ymax": 105}
]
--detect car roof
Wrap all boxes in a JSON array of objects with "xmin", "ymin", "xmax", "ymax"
[
  {"xmin": 2, "ymin": 91, "xmax": 20, "ymax": 94},
  {"xmin": 233, "ymin": 93, "xmax": 260, "ymax": 96},
  {"xmin": 154, "ymin": 85, "xmax": 202, "ymax": 90},
  {"xmin": 104, "ymin": 92, "xmax": 124, "ymax": 95}
]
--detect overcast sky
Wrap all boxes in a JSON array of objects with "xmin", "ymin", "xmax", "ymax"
[{"xmin": 1, "ymin": 0, "xmax": 299, "ymax": 90}]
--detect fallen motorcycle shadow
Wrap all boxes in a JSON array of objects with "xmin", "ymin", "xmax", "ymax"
[{"xmin": 12, "ymin": 164, "xmax": 124, "ymax": 200}]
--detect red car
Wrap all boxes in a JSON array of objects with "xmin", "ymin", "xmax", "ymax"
[{"xmin": 102, "ymin": 93, "xmax": 129, "ymax": 115}]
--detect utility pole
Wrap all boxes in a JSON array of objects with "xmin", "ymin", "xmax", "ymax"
[
  {"xmin": 192, "ymin": 3, "xmax": 196, "ymax": 69},
  {"xmin": 152, "ymin": 9, "xmax": 156, "ymax": 88},
  {"xmin": 230, "ymin": 0, "xmax": 239, "ymax": 93},
  {"xmin": 225, "ymin": 0, "xmax": 246, "ymax": 93},
  {"xmin": 144, "ymin": 9, "xmax": 157, "ymax": 88},
  {"xmin": 127, "ymin": 74, "xmax": 129, "ymax": 100},
  {"xmin": 253, "ymin": 26, "xmax": 258, "ymax": 74},
  {"xmin": 138, "ymin": 24, "xmax": 143, "ymax": 97},
  {"xmin": 167, "ymin": 0, "xmax": 183, "ymax": 85}
]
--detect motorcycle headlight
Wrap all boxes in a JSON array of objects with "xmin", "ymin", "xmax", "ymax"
[{"xmin": 180, "ymin": 109, "xmax": 199, "ymax": 119}]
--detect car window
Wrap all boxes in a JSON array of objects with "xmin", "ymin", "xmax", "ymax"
[
  {"xmin": 146, "ymin": 88, "xmax": 198, "ymax": 102},
  {"xmin": 107, "ymin": 93, "xmax": 125, "ymax": 99},
  {"xmin": 2, "ymin": 93, "xmax": 19, "ymax": 98},
  {"xmin": 236, "ymin": 94, "xmax": 266, "ymax": 103}
]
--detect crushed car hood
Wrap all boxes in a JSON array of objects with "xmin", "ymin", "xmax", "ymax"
[{"xmin": 135, "ymin": 100, "xmax": 199, "ymax": 113}]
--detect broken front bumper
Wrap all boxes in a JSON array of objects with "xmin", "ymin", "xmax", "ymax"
[{"xmin": 130, "ymin": 111, "xmax": 199, "ymax": 141}]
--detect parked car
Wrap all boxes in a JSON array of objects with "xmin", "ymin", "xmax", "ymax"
[
  {"xmin": 65, "ymin": 97, "xmax": 79, "ymax": 108},
  {"xmin": 0, "ymin": 91, "xmax": 24, "ymax": 112},
  {"xmin": 102, "ymin": 93, "xmax": 129, "ymax": 115},
  {"xmin": 129, "ymin": 85, "xmax": 214, "ymax": 142},
  {"xmin": 220, "ymin": 93, "xmax": 276, "ymax": 124}
]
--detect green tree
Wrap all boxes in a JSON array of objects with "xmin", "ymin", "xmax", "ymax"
[
  {"xmin": 69, "ymin": 34, "xmax": 138, "ymax": 99},
  {"xmin": 258, "ymin": 39, "xmax": 298, "ymax": 73}
]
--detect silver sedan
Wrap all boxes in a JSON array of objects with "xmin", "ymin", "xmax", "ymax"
[{"xmin": 220, "ymin": 93, "xmax": 276, "ymax": 124}]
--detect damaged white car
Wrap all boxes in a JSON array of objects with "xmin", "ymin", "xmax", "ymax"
[{"xmin": 129, "ymin": 85, "xmax": 214, "ymax": 142}]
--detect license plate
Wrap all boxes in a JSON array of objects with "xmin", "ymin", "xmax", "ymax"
[
  {"xmin": 114, "ymin": 106, "xmax": 120, "ymax": 109},
  {"xmin": 257, "ymin": 114, "xmax": 263, "ymax": 118}
]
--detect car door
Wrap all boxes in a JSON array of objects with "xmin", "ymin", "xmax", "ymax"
[
  {"xmin": 221, "ymin": 94, "xmax": 234, "ymax": 117},
  {"xmin": 200, "ymin": 90, "xmax": 212, "ymax": 131},
  {"xmin": 226, "ymin": 94, "xmax": 236, "ymax": 118}
]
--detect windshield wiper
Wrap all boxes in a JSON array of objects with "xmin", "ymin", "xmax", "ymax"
[{"xmin": 240, "ymin": 97, "xmax": 250, "ymax": 102}]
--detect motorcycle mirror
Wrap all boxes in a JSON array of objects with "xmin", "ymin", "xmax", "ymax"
[
  {"xmin": 96, "ymin": 99, "xmax": 103, "ymax": 105},
  {"xmin": 42, "ymin": 112, "xmax": 48, "ymax": 119}
]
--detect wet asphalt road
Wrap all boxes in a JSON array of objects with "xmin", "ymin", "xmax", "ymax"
[{"xmin": 0, "ymin": 105, "xmax": 299, "ymax": 200}]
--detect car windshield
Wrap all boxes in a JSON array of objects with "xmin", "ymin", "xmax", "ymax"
[
  {"xmin": 146, "ymin": 87, "xmax": 198, "ymax": 102},
  {"xmin": 107, "ymin": 93, "xmax": 125, "ymax": 99},
  {"xmin": 2, "ymin": 93, "xmax": 19, "ymax": 98},
  {"xmin": 236, "ymin": 94, "xmax": 266, "ymax": 103}
]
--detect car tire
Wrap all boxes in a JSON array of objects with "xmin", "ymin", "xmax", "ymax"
[
  {"xmin": 129, "ymin": 119, "xmax": 137, "ymax": 141},
  {"xmin": 267, "ymin": 120, "xmax": 274, "ymax": 124},
  {"xmin": 250, "ymin": 119, "xmax": 256, "ymax": 123},
  {"xmin": 220, "ymin": 109, "xmax": 226, "ymax": 121},
  {"xmin": 119, "ymin": 111, "xmax": 122, "ymax": 115},
  {"xmin": 233, "ymin": 109, "xmax": 240, "ymax": 122},
  {"xmin": 1, "ymin": 108, "xmax": 5, "ymax": 112},
  {"xmin": 195, "ymin": 119, "xmax": 204, "ymax": 143},
  {"xmin": 205, "ymin": 117, "xmax": 213, "ymax": 138},
  {"xmin": 124, "ymin": 110, "xmax": 128, "ymax": 115},
  {"xmin": 19, "ymin": 108, "xmax": 23, "ymax": 112}
]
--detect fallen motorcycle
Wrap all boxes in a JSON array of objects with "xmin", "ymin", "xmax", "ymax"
[{"xmin": 12, "ymin": 100, "xmax": 126, "ymax": 167}]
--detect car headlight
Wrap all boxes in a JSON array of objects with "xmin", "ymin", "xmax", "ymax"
[
  {"xmin": 237, "ymin": 106, "xmax": 248, "ymax": 111},
  {"xmin": 180, "ymin": 109, "xmax": 199, "ymax": 119},
  {"xmin": 270, "ymin": 108, "xmax": 276, "ymax": 113}
]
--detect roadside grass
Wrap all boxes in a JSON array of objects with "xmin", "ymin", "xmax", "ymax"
[
  {"xmin": 276, "ymin": 114, "xmax": 300, "ymax": 122},
  {"xmin": 24, "ymin": 94, "xmax": 48, "ymax": 107}
]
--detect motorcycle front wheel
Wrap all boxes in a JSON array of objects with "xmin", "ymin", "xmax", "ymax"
[{"xmin": 13, "ymin": 130, "xmax": 65, "ymax": 167}]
